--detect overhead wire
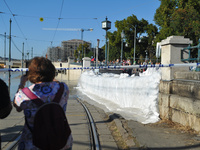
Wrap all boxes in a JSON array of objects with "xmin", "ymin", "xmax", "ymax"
[
  {"xmin": 3, "ymin": 0, "xmax": 30, "ymax": 52},
  {"xmin": 0, "ymin": 11, "xmax": 97, "ymax": 20},
  {"xmin": 11, "ymin": 39, "xmax": 22, "ymax": 53},
  {"xmin": 51, "ymin": 0, "xmax": 65, "ymax": 46}
]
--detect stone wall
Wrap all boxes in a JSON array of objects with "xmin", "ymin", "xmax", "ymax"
[{"xmin": 159, "ymin": 72, "xmax": 200, "ymax": 132}]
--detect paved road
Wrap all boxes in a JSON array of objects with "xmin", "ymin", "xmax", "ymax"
[{"xmin": 0, "ymin": 108, "xmax": 24, "ymax": 149}]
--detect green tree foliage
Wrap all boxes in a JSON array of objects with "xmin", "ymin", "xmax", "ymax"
[
  {"xmin": 74, "ymin": 43, "xmax": 90, "ymax": 61},
  {"xmin": 107, "ymin": 31, "xmax": 121, "ymax": 61},
  {"xmin": 154, "ymin": 0, "xmax": 200, "ymax": 45},
  {"xmin": 105, "ymin": 14, "xmax": 158, "ymax": 64}
]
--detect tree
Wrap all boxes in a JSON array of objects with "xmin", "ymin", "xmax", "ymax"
[
  {"xmin": 107, "ymin": 31, "xmax": 121, "ymax": 62},
  {"xmin": 154, "ymin": 0, "xmax": 200, "ymax": 45},
  {"xmin": 74, "ymin": 43, "xmax": 90, "ymax": 61}
]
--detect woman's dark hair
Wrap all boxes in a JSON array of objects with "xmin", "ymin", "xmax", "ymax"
[{"xmin": 28, "ymin": 57, "xmax": 56, "ymax": 83}]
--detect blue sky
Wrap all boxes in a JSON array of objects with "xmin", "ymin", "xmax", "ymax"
[{"xmin": 0, "ymin": 0, "xmax": 160, "ymax": 59}]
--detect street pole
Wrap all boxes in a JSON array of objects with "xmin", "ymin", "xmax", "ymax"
[
  {"xmin": 8, "ymin": 19, "xmax": 12, "ymax": 94},
  {"xmin": 31, "ymin": 47, "xmax": 33, "ymax": 59},
  {"xmin": 96, "ymin": 39, "xmax": 100, "ymax": 67},
  {"xmin": 105, "ymin": 30, "xmax": 108, "ymax": 66},
  {"xmin": 121, "ymin": 30, "xmax": 124, "ymax": 65},
  {"xmin": 81, "ymin": 29, "xmax": 84, "ymax": 60},
  {"xmin": 108, "ymin": 40, "xmax": 109, "ymax": 64},
  {"xmin": 134, "ymin": 25, "xmax": 136, "ymax": 65},
  {"xmin": 22, "ymin": 42, "xmax": 24, "ymax": 74},
  {"xmin": 4, "ymin": 32, "xmax": 6, "ymax": 66},
  {"xmin": 9, "ymin": 19, "xmax": 11, "ymax": 63}
]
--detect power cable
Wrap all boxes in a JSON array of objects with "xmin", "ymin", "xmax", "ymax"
[
  {"xmin": 11, "ymin": 39, "xmax": 22, "ymax": 53},
  {"xmin": 0, "ymin": 11, "xmax": 97, "ymax": 20},
  {"xmin": 3, "ymin": 0, "xmax": 30, "ymax": 49},
  {"xmin": 51, "ymin": 0, "xmax": 65, "ymax": 45}
]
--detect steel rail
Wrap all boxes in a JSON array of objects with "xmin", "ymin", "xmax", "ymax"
[
  {"xmin": 76, "ymin": 97, "xmax": 100, "ymax": 150},
  {"xmin": 3, "ymin": 135, "xmax": 21, "ymax": 150}
]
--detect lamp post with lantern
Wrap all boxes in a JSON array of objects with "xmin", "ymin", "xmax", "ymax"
[
  {"xmin": 121, "ymin": 30, "xmax": 125, "ymax": 65},
  {"xmin": 102, "ymin": 17, "xmax": 111, "ymax": 66}
]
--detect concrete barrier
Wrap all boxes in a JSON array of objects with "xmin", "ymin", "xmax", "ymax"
[{"xmin": 53, "ymin": 62, "xmax": 82, "ymax": 81}]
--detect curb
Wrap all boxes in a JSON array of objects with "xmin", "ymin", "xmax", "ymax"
[{"xmin": 109, "ymin": 113, "xmax": 136, "ymax": 148}]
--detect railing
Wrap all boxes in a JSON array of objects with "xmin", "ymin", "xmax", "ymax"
[
  {"xmin": 181, "ymin": 39, "xmax": 200, "ymax": 71},
  {"xmin": 181, "ymin": 39, "xmax": 200, "ymax": 62}
]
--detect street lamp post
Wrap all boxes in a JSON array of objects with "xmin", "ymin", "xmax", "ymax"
[
  {"xmin": 107, "ymin": 39, "xmax": 109, "ymax": 64},
  {"xmin": 27, "ymin": 52, "xmax": 29, "ymax": 60},
  {"xmin": 96, "ymin": 39, "xmax": 100, "ymax": 67},
  {"xmin": 78, "ymin": 51, "xmax": 80, "ymax": 63},
  {"xmin": 81, "ymin": 29, "xmax": 84, "ymax": 59},
  {"xmin": 145, "ymin": 50, "xmax": 148, "ymax": 61},
  {"xmin": 4, "ymin": 32, "xmax": 6, "ymax": 66},
  {"xmin": 121, "ymin": 30, "xmax": 125, "ymax": 65},
  {"xmin": 8, "ymin": 19, "xmax": 12, "ymax": 94},
  {"xmin": 133, "ymin": 25, "xmax": 136, "ymax": 65},
  {"xmin": 22, "ymin": 42, "xmax": 24, "ymax": 75},
  {"xmin": 102, "ymin": 17, "xmax": 111, "ymax": 66}
]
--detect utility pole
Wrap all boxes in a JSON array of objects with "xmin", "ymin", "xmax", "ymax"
[
  {"xmin": 133, "ymin": 25, "xmax": 136, "ymax": 64},
  {"xmin": 108, "ymin": 40, "xmax": 109, "ymax": 64},
  {"xmin": 4, "ymin": 32, "xmax": 6, "ymax": 66},
  {"xmin": 81, "ymin": 29, "xmax": 84, "ymax": 59},
  {"xmin": 31, "ymin": 47, "xmax": 33, "ymax": 59},
  {"xmin": 22, "ymin": 42, "xmax": 24, "ymax": 74},
  {"xmin": 121, "ymin": 30, "xmax": 125, "ymax": 64},
  {"xmin": 96, "ymin": 39, "xmax": 100, "ymax": 67},
  {"xmin": 8, "ymin": 19, "xmax": 12, "ymax": 94}
]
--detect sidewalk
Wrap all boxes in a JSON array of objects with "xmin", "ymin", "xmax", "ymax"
[
  {"xmin": 106, "ymin": 112, "xmax": 200, "ymax": 150},
  {"xmin": 0, "ymin": 108, "xmax": 24, "ymax": 149}
]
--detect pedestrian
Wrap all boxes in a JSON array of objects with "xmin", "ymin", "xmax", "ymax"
[
  {"xmin": 13, "ymin": 57, "xmax": 73, "ymax": 150},
  {"xmin": 0, "ymin": 78, "xmax": 12, "ymax": 149}
]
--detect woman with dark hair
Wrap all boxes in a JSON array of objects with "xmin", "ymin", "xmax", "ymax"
[
  {"xmin": 13, "ymin": 57, "xmax": 73, "ymax": 150},
  {"xmin": 0, "ymin": 78, "xmax": 12, "ymax": 149}
]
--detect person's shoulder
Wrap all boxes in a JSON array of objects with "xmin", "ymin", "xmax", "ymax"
[
  {"xmin": 52, "ymin": 81, "xmax": 68, "ymax": 91},
  {"xmin": 0, "ymin": 78, "xmax": 7, "ymax": 87},
  {"xmin": 60, "ymin": 82, "xmax": 68, "ymax": 89},
  {"xmin": 0, "ymin": 78, "xmax": 4, "ymax": 83}
]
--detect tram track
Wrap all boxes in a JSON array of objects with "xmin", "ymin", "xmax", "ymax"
[
  {"xmin": 76, "ymin": 97, "xmax": 100, "ymax": 150},
  {"xmin": 4, "ymin": 135, "xmax": 21, "ymax": 150}
]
